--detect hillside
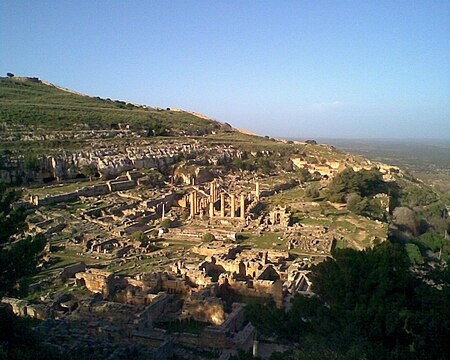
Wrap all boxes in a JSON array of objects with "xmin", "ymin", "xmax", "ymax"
[
  {"xmin": 0, "ymin": 76, "xmax": 448, "ymax": 360},
  {"xmin": 0, "ymin": 77, "xmax": 226, "ymax": 134},
  {"xmin": 0, "ymin": 76, "xmax": 447, "ymax": 260}
]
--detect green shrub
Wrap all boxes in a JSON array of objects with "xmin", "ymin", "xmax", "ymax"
[
  {"xmin": 160, "ymin": 218, "xmax": 174, "ymax": 228},
  {"xmin": 202, "ymin": 232, "xmax": 215, "ymax": 242},
  {"xmin": 405, "ymin": 243, "xmax": 424, "ymax": 265},
  {"xmin": 131, "ymin": 231, "xmax": 148, "ymax": 246}
]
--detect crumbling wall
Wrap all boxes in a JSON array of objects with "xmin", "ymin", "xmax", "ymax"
[{"xmin": 75, "ymin": 269, "xmax": 114, "ymax": 298}]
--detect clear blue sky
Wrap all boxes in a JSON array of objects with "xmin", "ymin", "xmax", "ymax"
[{"xmin": 1, "ymin": 0, "xmax": 449, "ymax": 139}]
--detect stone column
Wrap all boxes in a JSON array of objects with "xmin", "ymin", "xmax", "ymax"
[
  {"xmin": 230, "ymin": 194, "xmax": 235, "ymax": 218},
  {"xmin": 252, "ymin": 340, "xmax": 259, "ymax": 357},
  {"xmin": 220, "ymin": 193, "xmax": 225, "ymax": 217},
  {"xmin": 194, "ymin": 191, "xmax": 198, "ymax": 214},
  {"xmin": 240, "ymin": 193, "xmax": 245, "ymax": 220},
  {"xmin": 210, "ymin": 181, "xmax": 215, "ymax": 199},
  {"xmin": 209, "ymin": 201, "xmax": 214, "ymax": 218},
  {"xmin": 255, "ymin": 182, "xmax": 260, "ymax": 199},
  {"xmin": 190, "ymin": 192, "xmax": 195, "ymax": 217}
]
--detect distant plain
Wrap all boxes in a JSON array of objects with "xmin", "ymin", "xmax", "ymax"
[{"xmin": 290, "ymin": 138, "xmax": 450, "ymax": 200}]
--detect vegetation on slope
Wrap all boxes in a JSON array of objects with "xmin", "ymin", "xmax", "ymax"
[
  {"xmin": 0, "ymin": 77, "xmax": 222, "ymax": 134},
  {"xmin": 245, "ymin": 243, "xmax": 450, "ymax": 360},
  {"xmin": 0, "ymin": 184, "xmax": 46, "ymax": 297},
  {"xmin": 0, "ymin": 183, "xmax": 56, "ymax": 359}
]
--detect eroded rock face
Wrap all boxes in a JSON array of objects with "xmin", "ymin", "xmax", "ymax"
[
  {"xmin": 49, "ymin": 147, "xmax": 178, "ymax": 180},
  {"xmin": 2, "ymin": 141, "xmax": 241, "ymax": 184}
]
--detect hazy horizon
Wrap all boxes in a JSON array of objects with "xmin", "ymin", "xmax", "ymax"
[
  {"xmin": 285, "ymin": 137, "xmax": 450, "ymax": 143},
  {"xmin": 1, "ymin": 1, "xmax": 449, "ymax": 139}
]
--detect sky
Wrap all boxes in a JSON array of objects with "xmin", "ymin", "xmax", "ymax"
[{"xmin": 1, "ymin": 0, "xmax": 449, "ymax": 139}]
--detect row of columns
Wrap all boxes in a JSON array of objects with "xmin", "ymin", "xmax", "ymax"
[
  {"xmin": 189, "ymin": 181, "xmax": 260, "ymax": 220},
  {"xmin": 189, "ymin": 191, "xmax": 246, "ymax": 219},
  {"xmin": 219, "ymin": 193, "xmax": 245, "ymax": 219}
]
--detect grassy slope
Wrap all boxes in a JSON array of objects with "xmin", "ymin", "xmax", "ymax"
[
  {"xmin": 0, "ymin": 77, "xmax": 350, "ymax": 164},
  {"xmin": 0, "ymin": 77, "xmax": 219, "ymax": 133}
]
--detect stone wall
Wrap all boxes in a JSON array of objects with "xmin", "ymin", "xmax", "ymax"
[
  {"xmin": 60, "ymin": 262, "xmax": 86, "ymax": 281},
  {"xmin": 137, "ymin": 293, "xmax": 172, "ymax": 327},
  {"xmin": 26, "ymin": 179, "xmax": 135, "ymax": 207},
  {"xmin": 1, "ymin": 297, "xmax": 49, "ymax": 320},
  {"xmin": 220, "ymin": 275, "xmax": 284, "ymax": 308},
  {"xmin": 174, "ymin": 302, "xmax": 252, "ymax": 350},
  {"xmin": 107, "ymin": 180, "xmax": 136, "ymax": 192}
]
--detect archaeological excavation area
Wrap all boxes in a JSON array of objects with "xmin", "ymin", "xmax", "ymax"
[{"xmin": 3, "ymin": 132, "xmax": 396, "ymax": 359}]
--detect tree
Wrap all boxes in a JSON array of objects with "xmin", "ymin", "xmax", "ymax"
[
  {"xmin": 0, "ymin": 304, "xmax": 61, "ymax": 360},
  {"xmin": 305, "ymin": 184, "xmax": 320, "ymax": 199},
  {"xmin": 305, "ymin": 243, "xmax": 449, "ymax": 359},
  {"xmin": 131, "ymin": 231, "xmax": 148, "ymax": 247},
  {"xmin": 0, "ymin": 183, "xmax": 46, "ymax": 297},
  {"xmin": 6, "ymin": 73, "xmax": 14, "ymax": 78},
  {"xmin": 147, "ymin": 119, "xmax": 167, "ymax": 136},
  {"xmin": 325, "ymin": 168, "xmax": 387, "ymax": 203},
  {"xmin": 347, "ymin": 193, "xmax": 385, "ymax": 221},
  {"xmin": 80, "ymin": 163, "xmax": 98, "ymax": 181},
  {"xmin": 24, "ymin": 152, "xmax": 40, "ymax": 172},
  {"xmin": 405, "ymin": 243, "xmax": 424, "ymax": 265},
  {"xmin": 160, "ymin": 218, "xmax": 174, "ymax": 228},
  {"xmin": 246, "ymin": 243, "xmax": 450, "ymax": 360},
  {"xmin": 0, "ymin": 184, "xmax": 56, "ymax": 359}
]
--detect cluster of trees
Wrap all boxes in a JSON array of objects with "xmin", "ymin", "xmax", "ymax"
[
  {"xmin": 389, "ymin": 185, "xmax": 449, "ymax": 262},
  {"xmin": 293, "ymin": 168, "xmax": 321, "ymax": 183},
  {"xmin": 0, "ymin": 184, "xmax": 46, "ymax": 297},
  {"xmin": 227, "ymin": 151, "xmax": 276, "ymax": 174},
  {"xmin": 324, "ymin": 168, "xmax": 389, "ymax": 203},
  {"xmin": 347, "ymin": 193, "xmax": 385, "ymax": 221},
  {"xmin": 304, "ymin": 183, "xmax": 320, "ymax": 199},
  {"xmin": 230, "ymin": 157, "xmax": 275, "ymax": 174},
  {"xmin": 0, "ymin": 183, "xmax": 55, "ymax": 359},
  {"xmin": 399, "ymin": 182, "xmax": 439, "ymax": 208},
  {"xmin": 0, "ymin": 305, "xmax": 62, "ymax": 360},
  {"xmin": 323, "ymin": 168, "xmax": 394, "ymax": 221},
  {"xmin": 245, "ymin": 242, "xmax": 450, "ymax": 360},
  {"xmin": 23, "ymin": 152, "xmax": 40, "ymax": 172}
]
